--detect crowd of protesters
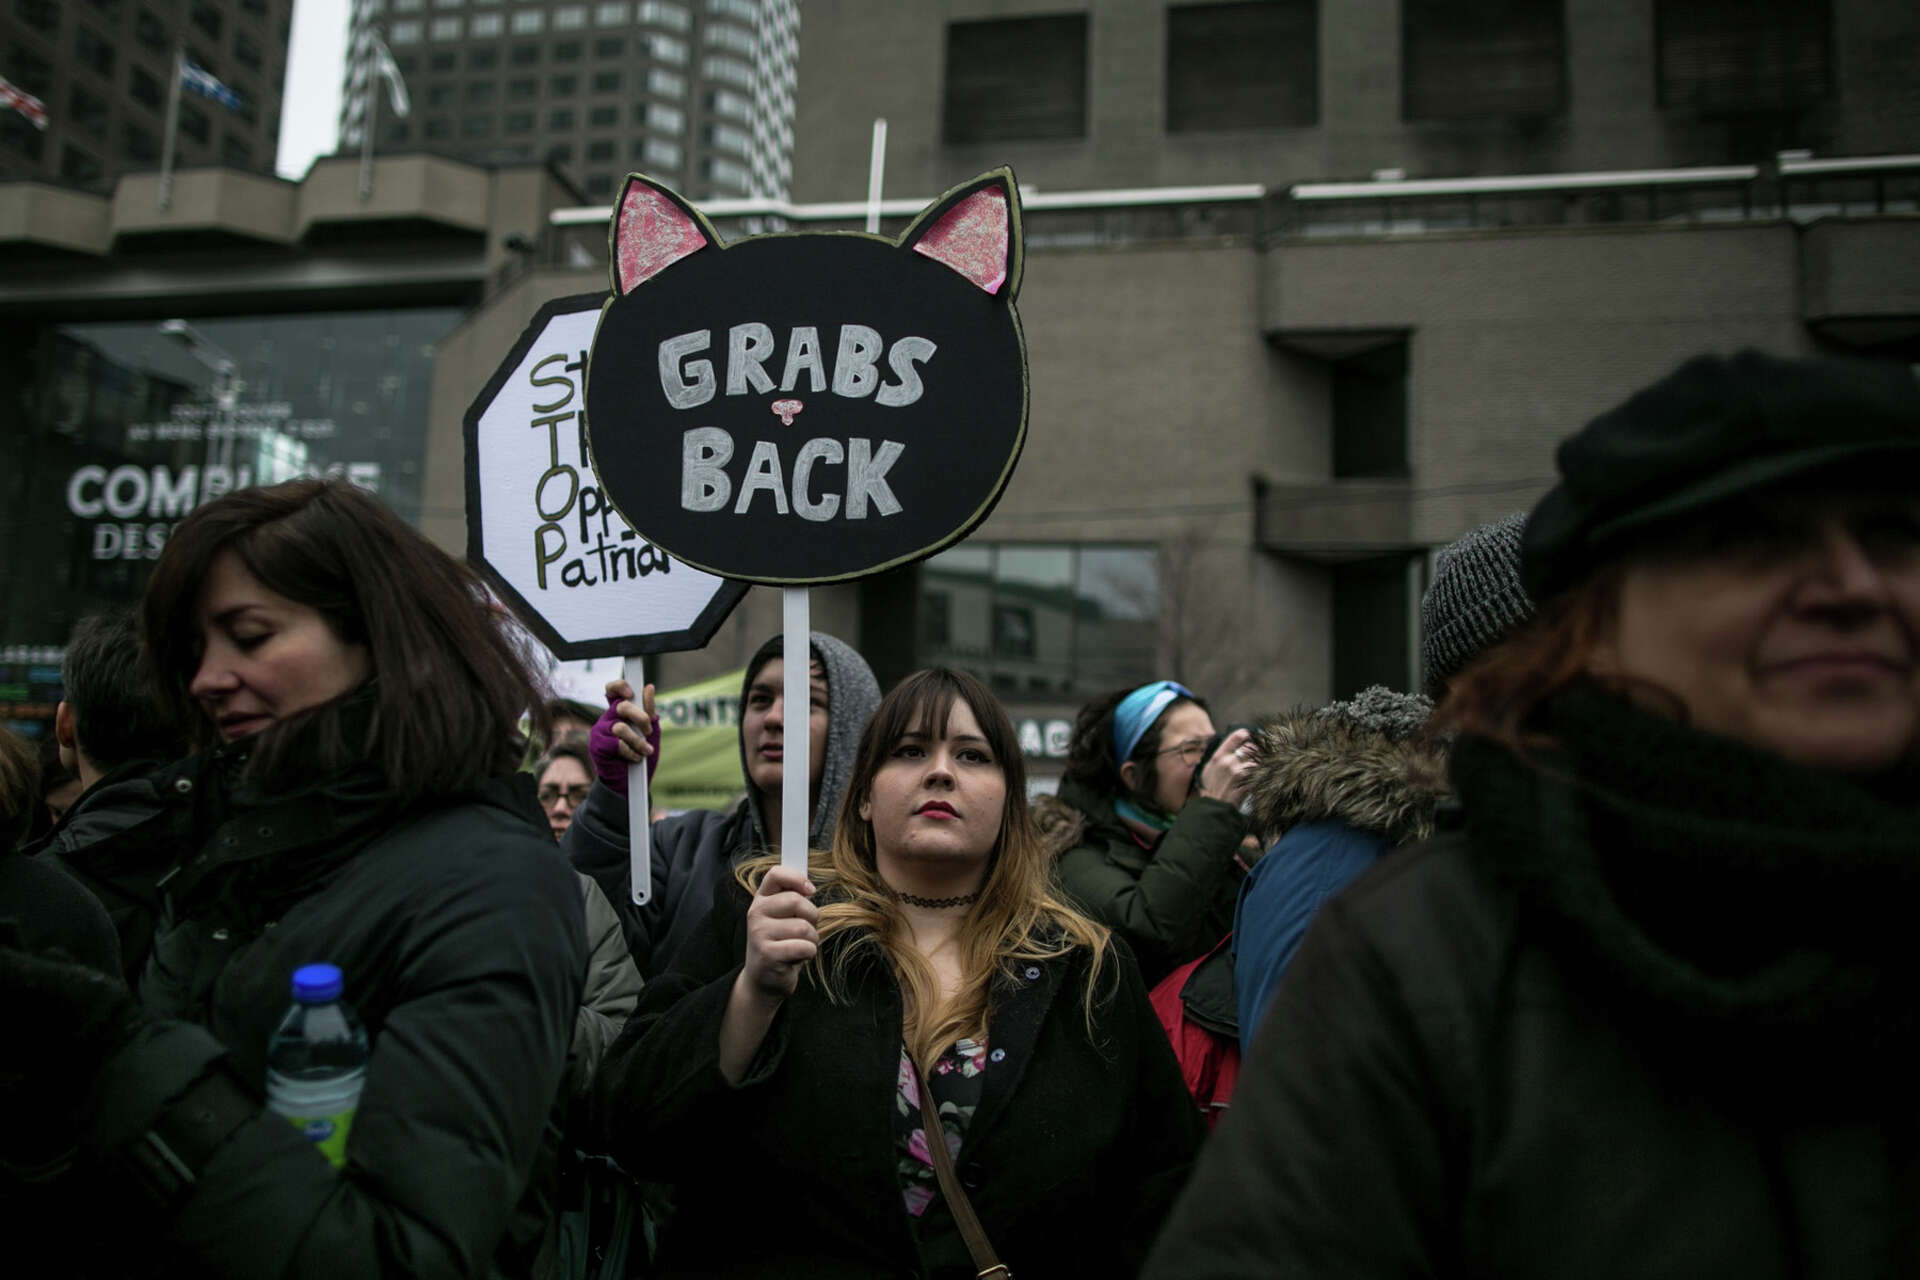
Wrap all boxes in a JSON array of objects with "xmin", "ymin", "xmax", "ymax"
[{"xmin": 3, "ymin": 347, "xmax": 1919, "ymax": 1277}]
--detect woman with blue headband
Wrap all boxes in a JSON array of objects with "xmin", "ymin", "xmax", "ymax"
[{"xmin": 1039, "ymin": 680, "xmax": 1257, "ymax": 985}]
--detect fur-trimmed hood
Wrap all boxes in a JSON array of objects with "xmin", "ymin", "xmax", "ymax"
[
  {"xmin": 1248, "ymin": 703, "xmax": 1450, "ymax": 848},
  {"xmin": 1033, "ymin": 790, "xmax": 1091, "ymax": 861}
]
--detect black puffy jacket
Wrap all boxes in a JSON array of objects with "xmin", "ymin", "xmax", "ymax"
[{"xmin": 91, "ymin": 762, "xmax": 586, "ymax": 1278}]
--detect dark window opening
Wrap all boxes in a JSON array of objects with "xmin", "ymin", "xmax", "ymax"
[
  {"xmin": 76, "ymin": 25, "xmax": 116, "ymax": 76},
  {"xmin": 462, "ymin": 115, "xmax": 491, "ymax": 138},
  {"xmin": 6, "ymin": 44, "xmax": 50, "ymax": 95},
  {"xmin": 943, "ymin": 14, "xmax": 1087, "ymax": 145},
  {"xmin": 61, "ymin": 144, "xmax": 103, "ymax": 186},
  {"xmin": 69, "ymin": 85, "xmax": 109, "ymax": 136},
  {"xmin": 424, "ymin": 116, "xmax": 451, "ymax": 139},
  {"xmin": 1333, "ymin": 555, "xmax": 1415, "ymax": 700},
  {"xmin": 189, "ymin": 1, "xmax": 222, "ymax": 39},
  {"xmin": 587, "ymin": 138, "xmax": 614, "ymax": 162},
  {"xmin": 466, "ymin": 80, "xmax": 494, "ymax": 103},
  {"xmin": 1331, "ymin": 341, "xmax": 1409, "ymax": 479},
  {"xmin": 547, "ymin": 107, "xmax": 574, "ymax": 129},
  {"xmin": 1167, "ymin": 1, "xmax": 1318, "ymax": 131},
  {"xmin": 386, "ymin": 121, "xmax": 410, "ymax": 143},
  {"xmin": 510, "ymin": 44, "xmax": 538, "ymax": 66},
  {"xmin": 585, "ymin": 172, "xmax": 613, "ymax": 197},
  {"xmin": 135, "ymin": 10, "xmax": 167, "ymax": 51},
  {"xmin": 506, "ymin": 112, "xmax": 533, "ymax": 133},
  {"xmin": 469, "ymin": 47, "xmax": 498, "ymax": 70},
  {"xmin": 15, "ymin": 0, "xmax": 58, "ymax": 30},
  {"xmin": 595, "ymin": 37, "xmax": 624, "ymax": 57},
  {"xmin": 236, "ymin": 32, "xmax": 263, "ymax": 70},
  {"xmin": 1403, "ymin": 0, "xmax": 1564, "ymax": 120},
  {"xmin": 1656, "ymin": 0, "xmax": 1830, "ymax": 116},
  {"xmin": 593, "ymin": 70, "xmax": 621, "ymax": 92},
  {"xmin": 179, "ymin": 104, "xmax": 209, "ymax": 143},
  {"xmin": 430, "ymin": 51, "xmax": 457, "ymax": 72},
  {"xmin": 589, "ymin": 105, "xmax": 617, "ymax": 127},
  {"xmin": 220, "ymin": 134, "xmax": 252, "ymax": 166},
  {"xmin": 130, "ymin": 65, "xmax": 164, "ymax": 110},
  {"xmin": 550, "ymin": 73, "xmax": 578, "ymax": 95},
  {"xmin": 509, "ymin": 77, "xmax": 536, "ymax": 99},
  {"xmin": 2, "ymin": 111, "xmax": 46, "ymax": 160},
  {"xmin": 123, "ymin": 122, "xmax": 158, "ymax": 161},
  {"xmin": 554, "ymin": 40, "xmax": 582, "ymax": 61}
]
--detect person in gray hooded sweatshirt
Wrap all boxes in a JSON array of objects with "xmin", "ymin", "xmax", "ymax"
[{"xmin": 564, "ymin": 631, "xmax": 882, "ymax": 979}]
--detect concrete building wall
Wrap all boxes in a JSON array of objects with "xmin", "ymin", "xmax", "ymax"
[
  {"xmin": 791, "ymin": 0, "xmax": 1920, "ymax": 204},
  {"xmin": 1266, "ymin": 221, "xmax": 1816, "ymax": 539}
]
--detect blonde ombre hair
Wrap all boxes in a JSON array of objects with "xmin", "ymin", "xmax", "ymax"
[{"xmin": 741, "ymin": 667, "xmax": 1115, "ymax": 1072}]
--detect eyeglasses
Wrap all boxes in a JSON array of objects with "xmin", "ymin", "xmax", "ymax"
[
  {"xmin": 538, "ymin": 784, "xmax": 591, "ymax": 809},
  {"xmin": 1155, "ymin": 737, "xmax": 1210, "ymax": 765}
]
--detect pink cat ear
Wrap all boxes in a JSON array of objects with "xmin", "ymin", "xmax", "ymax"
[
  {"xmin": 611, "ymin": 176, "xmax": 711, "ymax": 294},
  {"xmin": 902, "ymin": 172, "xmax": 1022, "ymax": 299}
]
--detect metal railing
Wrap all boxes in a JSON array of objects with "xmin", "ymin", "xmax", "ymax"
[
  {"xmin": 535, "ymin": 154, "xmax": 1920, "ymax": 268},
  {"xmin": 1267, "ymin": 154, "xmax": 1920, "ymax": 239}
]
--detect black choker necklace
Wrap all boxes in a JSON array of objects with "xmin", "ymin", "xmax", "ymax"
[{"xmin": 893, "ymin": 889, "xmax": 982, "ymax": 910}]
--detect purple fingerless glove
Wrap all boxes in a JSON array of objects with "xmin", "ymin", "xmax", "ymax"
[{"xmin": 588, "ymin": 690, "xmax": 660, "ymax": 797}]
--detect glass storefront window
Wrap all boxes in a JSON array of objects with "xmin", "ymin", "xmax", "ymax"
[
  {"xmin": 920, "ymin": 543, "xmax": 1158, "ymax": 697},
  {"xmin": 0, "ymin": 307, "xmax": 464, "ymax": 662}
]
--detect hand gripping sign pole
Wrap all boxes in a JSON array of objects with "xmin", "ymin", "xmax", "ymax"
[
  {"xmin": 583, "ymin": 165, "xmax": 1030, "ymax": 875},
  {"xmin": 465, "ymin": 294, "xmax": 748, "ymax": 905}
]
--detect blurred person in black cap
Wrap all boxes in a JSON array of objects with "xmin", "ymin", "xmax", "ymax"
[
  {"xmin": 27, "ymin": 609, "xmax": 190, "ymax": 985},
  {"xmin": 1146, "ymin": 350, "xmax": 1920, "ymax": 1278}
]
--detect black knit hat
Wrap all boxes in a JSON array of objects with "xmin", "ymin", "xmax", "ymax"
[
  {"xmin": 1422, "ymin": 512, "xmax": 1534, "ymax": 695},
  {"xmin": 1521, "ymin": 350, "xmax": 1920, "ymax": 600}
]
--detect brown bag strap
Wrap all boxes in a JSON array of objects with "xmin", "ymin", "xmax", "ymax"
[{"xmin": 916, "ymin": 1067, "xmax": 1012, "ymax": 1280}]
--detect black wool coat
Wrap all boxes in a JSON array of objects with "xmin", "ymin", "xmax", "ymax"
[
  {"xmin": 592, "ymin": 879, "xmax": 1205, "ymax": 1279},
  {"xmin": 1144, "ymin": 831, "xmax": 1920, "ymax": 1279}
]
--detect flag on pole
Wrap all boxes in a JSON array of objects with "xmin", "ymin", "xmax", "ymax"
[
  {"xmin": 0, "ymin": 74, "xmax": 48, "ymax": 130},
  {"xmin": 181, "ymin": 59, "xmax": 245, "ymax": 112},
  {"xmin": 369, "ymin": 33, "xmax": 410, "ymax": 119}
]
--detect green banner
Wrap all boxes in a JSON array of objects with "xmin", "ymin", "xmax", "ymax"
[{"xmin": 651, "ymin": 667, "xmax": 746, "ymax": 813}]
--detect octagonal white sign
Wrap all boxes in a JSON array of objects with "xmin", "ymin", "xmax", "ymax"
[{"xmin": 465, "ymin": 292, "xmax": 746, "ymax": 659}]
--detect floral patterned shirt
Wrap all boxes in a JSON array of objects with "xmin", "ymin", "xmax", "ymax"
[{"xmin": 895, "ymin": 1037, "xmax": 989, "ymax": 1217}]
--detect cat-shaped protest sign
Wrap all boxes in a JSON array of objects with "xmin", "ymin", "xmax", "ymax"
[{"xmin": 584, "ymin": 168, "xmax": 1028, "ymax": 585}]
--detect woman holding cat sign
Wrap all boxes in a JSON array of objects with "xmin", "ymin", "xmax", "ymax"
[{"xmin": 591, "ymin": 667, "xmax": 1202, "ymax": 1277}]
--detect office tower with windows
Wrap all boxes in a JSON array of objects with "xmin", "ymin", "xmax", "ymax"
[
  {"xmin": 338, "ymin": 0, "xmax": 797, "ymax": 203},
  {"xmin": 0, "ymin": 0, "xmax": 292, "ymax": 191}
]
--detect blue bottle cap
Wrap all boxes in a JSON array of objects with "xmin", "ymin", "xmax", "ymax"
[{"xmin": 291, "ymin": 963, "xmax": 344, "ymax": 1003}]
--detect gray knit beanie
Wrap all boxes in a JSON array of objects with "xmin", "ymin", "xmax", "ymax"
[{"xmin": 1421, "ymin": 512, "xmax": 1535, "ymax": 695}]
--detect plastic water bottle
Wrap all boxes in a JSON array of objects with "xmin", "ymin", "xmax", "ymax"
[{"xmin": 265, "ymin": 963, "xmax": 368, "ymax": 1169}]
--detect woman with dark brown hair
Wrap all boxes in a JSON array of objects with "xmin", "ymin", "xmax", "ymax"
[
  {"xmin": 1044, "ymin": 682, "xmax": 1258, "ymax": 985},
  {"xmin": 593, "ymin": 667, "xmax": 1202, "ymax": 1278},
  {"xmin": 0, "ymin": 478, "xmax": 585, "ymax": 1277},
  {"xmin": 1147, "ymin": 351, "xmax": 1920, "ymax": 1277}
]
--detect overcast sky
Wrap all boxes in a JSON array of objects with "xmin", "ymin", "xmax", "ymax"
[{"xmin": 276, "ymin": 0, "xmax": 349, "ymax": 180}]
